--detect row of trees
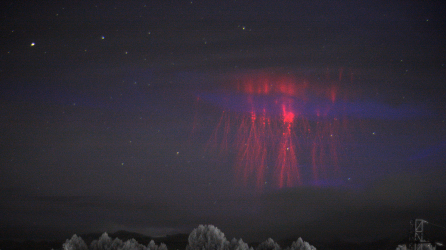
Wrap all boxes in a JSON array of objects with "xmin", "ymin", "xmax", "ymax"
[
  {"xmin": 62, "ymin": 225, "xmax": 316, "ymax": 250},
  {"xmin": 63, "ymin": 232, "xmax": 168, "ymax": 250}
]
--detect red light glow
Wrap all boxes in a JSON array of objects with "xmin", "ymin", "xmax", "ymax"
[{"xmin": 200, "ymin": 69, "xmax": 355, "ymax": 190}]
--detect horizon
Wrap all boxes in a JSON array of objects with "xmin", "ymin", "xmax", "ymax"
[
  {"xmin": 0, "ymin": 225, "xmax": 417, "ymax": 250},
  {"xmin": 3, "ymin": 223, "xmax": 444, "ymax": 250}
]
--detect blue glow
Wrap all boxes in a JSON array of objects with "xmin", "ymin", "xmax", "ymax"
[{"xmin": 197, "ymin": 91, "xmax": 434, "ymax": 120}]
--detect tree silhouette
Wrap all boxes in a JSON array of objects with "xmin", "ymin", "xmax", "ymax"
[
  {"xmin": 186, "ymin": 225, "xmax": 229, "ymax": 250},
  {"xmin": 90, "ymin": 232, "xmax": 112, "ymax": 250},
  {"xmin": 63, "ymin": 234, "xmax": 88, "ymax": 250},
  {"xmin": 256, "ymin": 238, "xmax": 280, "ymax": 250}
]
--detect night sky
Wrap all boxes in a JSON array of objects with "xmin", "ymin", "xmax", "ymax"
[{"xmin": 1, "ymin": 0, "xmax": 446, "ymax": 244}]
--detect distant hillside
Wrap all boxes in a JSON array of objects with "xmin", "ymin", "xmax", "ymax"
[{"xmin": 79, "ymin": 230, "xmax": 153, "ymax": 245}]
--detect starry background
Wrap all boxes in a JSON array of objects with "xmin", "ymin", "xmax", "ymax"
[{"xmin": 1, "ymin": 0, "xmax": 446, "ymax": 245}]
